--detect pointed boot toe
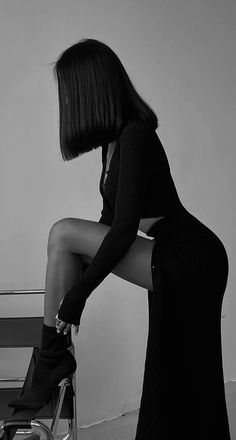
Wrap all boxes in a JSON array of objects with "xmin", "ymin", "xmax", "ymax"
[{"xmin": 8, "ymin": 350, "xmax": 77, "ymax": 409}]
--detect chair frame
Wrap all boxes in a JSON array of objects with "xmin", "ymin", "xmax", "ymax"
[{"xmin": 0, "ymin": 289, "xmax": 78, "ymax": 440}]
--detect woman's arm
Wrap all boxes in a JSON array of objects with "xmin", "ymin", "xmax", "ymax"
[
  {"xmin": 57, "ymin": 121, "xmax": 155, "ymax": 325},
  {"xmin": 97, "ymin": 207, "xmax": 112, "ymax": 227}
]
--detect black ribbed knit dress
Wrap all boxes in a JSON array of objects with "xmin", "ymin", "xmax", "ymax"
[{"xmin": 57, "ymin": 118, "xmax": 231, "ymax": 440}]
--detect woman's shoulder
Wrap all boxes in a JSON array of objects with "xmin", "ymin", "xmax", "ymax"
[
  {"xmin": 125, "ymin": 117, "xmax": 154, "ymax": 130},
  {"xmin": 120, "ymin": 117, "xmax": 156, "ymax": 141},
  {"xmin": 119, "ymin": 117, "xmax": 162, "ymax": 152}
]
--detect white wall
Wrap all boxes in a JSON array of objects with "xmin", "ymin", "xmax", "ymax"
[{"xmin": 0, "ymin": 0, "xmax": 235, "ymax": 428}]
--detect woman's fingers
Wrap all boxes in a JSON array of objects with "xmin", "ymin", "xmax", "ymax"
[
  {"xmin": 55, "ymin": 300, "xmax": 66, "ymax": 332},
  {"xmin": 58, "ymin": 321, "xmax": 70, "ymax": 334},
  {"xmin": 74, "ymin": 325, "xmax": 79, "ymax": 336},
  {"xmin": 55, "ymin": 317, "xmax": 79, "ymax": 336},
  {"xmin": 55, "ymin": 315, "xmax": 73, "ymax": 334},
  {"xmin": 61, "ymin": 323, "xmax": 70, "ymax": 334},
  {"xmin": 55, "ymin": 302, "xmax": 79, "ymax": 335},
  {"xmin": 56, "ymin": 319, "xmax": 66, "ymax": 333}
]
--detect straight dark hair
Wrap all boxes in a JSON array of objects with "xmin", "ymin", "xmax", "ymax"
[{"xmin": 52, "ymin": 38, "xmax": 159, "ymax": 161}]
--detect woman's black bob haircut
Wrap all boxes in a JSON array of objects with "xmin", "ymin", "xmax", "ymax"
[{"xmin": 52, "ymin": 38, "xmax": 158, "ymax": 161}]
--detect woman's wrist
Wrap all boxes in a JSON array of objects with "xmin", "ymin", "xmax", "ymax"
[{"xmin": 57, "ymin": 293, "xmax": 87, "ymax": 325}]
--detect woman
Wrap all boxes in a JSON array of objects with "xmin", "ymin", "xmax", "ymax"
[{"xmin": 8, "ymin": 39, "xmax": 231, "ymax": 439}]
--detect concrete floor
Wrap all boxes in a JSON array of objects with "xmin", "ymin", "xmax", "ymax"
[
  {"xmin": 77, "ymin": 408, "xmax": 138, "ymax": 440},
  {"xmin": 76, "ymin": 381, "xmax": 236, "ymax": 440}
]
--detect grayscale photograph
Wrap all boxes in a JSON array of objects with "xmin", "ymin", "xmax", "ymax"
[{"xmin": 0, "ymin": 1, "xmax": 235, "ymax": 439}]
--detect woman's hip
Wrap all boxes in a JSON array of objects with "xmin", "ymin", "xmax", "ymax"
[{"xmin": 148, "ymin": 208, "xmax": 229, "ymax": 293}]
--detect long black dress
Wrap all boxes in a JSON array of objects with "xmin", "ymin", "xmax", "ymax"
[
  {"xmin": 134, "ymin": 207, "xmax": 231, "ymax": 440},
  {"xmin": 62, "ymin": 118, "xmax": 231, "ymax": 439}
]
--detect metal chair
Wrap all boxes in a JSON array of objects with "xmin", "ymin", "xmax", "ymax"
[{"xmin": 0, "ymin": 289, "xmax": 78, "ymax": 440}]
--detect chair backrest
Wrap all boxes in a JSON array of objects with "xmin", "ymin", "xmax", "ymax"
[
  {"xmin": 0, "ymin": 316, "xmax": 44, "ymax": 348},
  {"xmin": 0, "ymin": 290, "xmax": 46, "ymax": 348},
  {"xmin": 0, "ymin": 290, "xmax": 73, "ymax": 348}
]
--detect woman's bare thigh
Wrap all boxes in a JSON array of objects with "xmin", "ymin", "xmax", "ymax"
[{"xmin": 50, "ymin": 217, "xmax": 156, "ymax": 292}]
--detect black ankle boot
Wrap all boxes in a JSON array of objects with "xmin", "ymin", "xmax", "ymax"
[{"xmin": 8, "ymin": 323, "xmax": 77, "ymax": 409}]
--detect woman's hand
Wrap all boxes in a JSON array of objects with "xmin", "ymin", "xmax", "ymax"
[
  {"xmin": 55, "ymin": 300, "xmax": 79, "ymax": 336},
  {"xmin": 56, "ymin": 291, "xmax": 87, "ymax": 328}
]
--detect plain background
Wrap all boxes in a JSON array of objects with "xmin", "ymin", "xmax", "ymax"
[{"xmin": 0, "ymin": 0, "xmax": 235, "ymax": 428}]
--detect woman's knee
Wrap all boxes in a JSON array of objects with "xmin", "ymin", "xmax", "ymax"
[{"xmin": 47, "ymin": 218, "xmax": 74, "ymax": 255}]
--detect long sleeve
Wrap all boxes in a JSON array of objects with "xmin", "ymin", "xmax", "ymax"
[
  {"xmin": 97, "ymin": 204, "xmax": 113, "ymax": 227},
  {"xmin": 57, "ymin": 121, "xmax": 153, "ymax": 325}
]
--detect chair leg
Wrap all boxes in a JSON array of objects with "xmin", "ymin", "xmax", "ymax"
[
  {"xmin": 0, "ymin": 419, "xmax": 53, "ymax": 440},
  {"xmin": 50, "ymin": 343, "xmax": 77, "ymax": 440},
  {"xmin": 50, "ymin": 378, "xmax": 68, "ymax": 436},
  {"xmin": 70, "ymin": 345, "xmax": 78, "ymax": 440}
]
